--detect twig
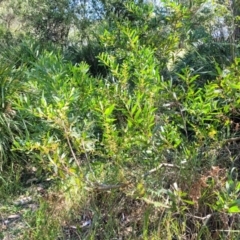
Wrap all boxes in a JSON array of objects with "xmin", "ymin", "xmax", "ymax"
[
  {"xmin": 224, "ymin": 137, "xmax": 240, "ymax": 143},
  {"xmin": 63, "ymin": 123, "xmax": 80, "ymax": 168},
  {"xmin": 90, "ymin": 182, "xmax": 130, "ymax": 191},
  {"xmin": 217, "ymin": 230, "xmax": 240, "ymax": 232},
  {"xmin": 186, "ymin": 213, "xmax": 212, "ymax": 226},
  {"xmin": 143, "ymin": 163, "xmax": 180, "ymax": 178}
]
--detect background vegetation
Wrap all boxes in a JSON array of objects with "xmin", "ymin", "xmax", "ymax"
[{"xmin": 1, "ymin": 0, "xmax": 240, "ymax": 239}]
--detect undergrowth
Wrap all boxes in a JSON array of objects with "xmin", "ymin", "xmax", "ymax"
[{"xmin": 1, "ymin": 1, "xmax": 240, "ymax": 239}]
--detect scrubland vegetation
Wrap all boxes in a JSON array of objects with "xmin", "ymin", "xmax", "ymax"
[{"xmin": 1, "ymin": 0, "xmax": 240, "ymax": 239}]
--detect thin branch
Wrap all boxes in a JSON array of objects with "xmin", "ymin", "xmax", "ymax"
[
  {"xmin": 63, "ymin": 123, "xmax": 80, "ymax": 168},
  {"xmin": 224, "ymin": 137, "xmax": 240, "ymax": 143},
  {"xmin": 143, "ymin": 163, "xmax": 180, "ymax": 178},
  {"xmin": 186, "ymin": 213, "xmax": 213, "ymax": 226},
  {"xmin": 90, "ymin": 182, "xmax": 129, "ymax": 191}
]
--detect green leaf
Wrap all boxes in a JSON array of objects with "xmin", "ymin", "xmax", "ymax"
[
  {"xmin": 142, "ymin": 197, "xmax": 170, "ymax": 209},
  {"xmin": 134, "ymin": 108, "xmax": 142, "ymax": 119},
  {"xmin": 104, "ymin": 104, "xmax": 115, "ymax": 116},
  {"xmin": 130, "ymin": 103, "xmax": 138, "ymax": 116},
  {"xmin": 182, "ymin": 199, "xmax": 195, "ymax": 205},
  {"xmin": 229, "ymin": 199, "xmax": 240, "ymax": 208},
  {"xmin": 228, "ymin": 206, "xmax": 240, "ymax": 213}
]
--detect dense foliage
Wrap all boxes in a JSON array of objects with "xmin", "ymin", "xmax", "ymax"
[{"xmin": 1, "ymin": 0, "xmax": 240, "ymax": 239}]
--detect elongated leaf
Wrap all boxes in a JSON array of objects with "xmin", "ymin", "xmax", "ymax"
[{"xmin": 142, "ymin": 197, "xmax": 170, "ymax": 208}]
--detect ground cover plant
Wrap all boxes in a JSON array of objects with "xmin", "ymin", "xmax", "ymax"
[{"xmin": 1, "ymin": 0, "xmax": 240, "ymax": 239}]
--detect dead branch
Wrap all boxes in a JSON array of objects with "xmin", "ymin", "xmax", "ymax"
[
  {"xmin": 143, "ymin": 163, "xmax": 180, "ymax": 178},
  {"xmin": 90, "ymin": 182, "xmax": 130, "ymax": 191},
  {"xmin": 224, "ymin": 137, "xmax": 240, "ymax": 143}
]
